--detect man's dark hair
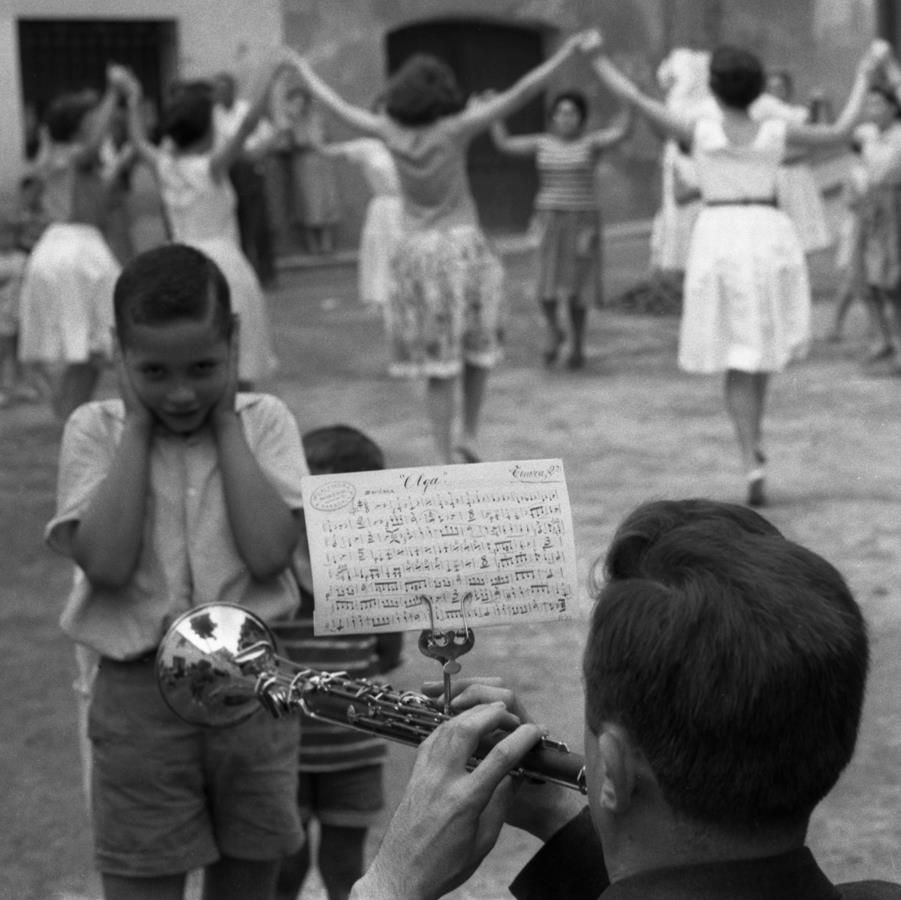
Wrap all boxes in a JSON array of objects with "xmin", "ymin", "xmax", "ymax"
[
  {"xmin": 385, "ymin": 54, "xmax": 465, "ymax": 127},
  {"xmin": 162, "ymin": 80, "xmax": 214, "ymax": 149},
  {"xmin": 302, "ymin": 425, "xmax": 385, "ymax": 475},
  {"xmin": 113, "ymin": 244, "xmax": 232, "ymax": 347},
  {"xmin": 550, "ymin": 90, "xmax": 589, "ymax": 127},
  {"xmin": 708, "ymin": 46, "xmax": 766, "ymax": 110},
  {"xmin": 584, "ymin": 498, "xmax": 869, "ymax": 832}
]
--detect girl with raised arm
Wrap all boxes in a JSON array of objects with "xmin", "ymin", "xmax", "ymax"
[
  {"xmin": 18, "ymin": 67, "xmax": 127, "ymax": 419},
  {"xmin": 285, "ymin": 34, "xmax": 593, "ymax": 464},
  {"xmin": 588, "ymin": 32, "xmax": 883, "ymax": 506},
  {"xmin": 121, "ymin": 58, "xmax": 287, "ymax": 387},
  {"xmin": 491, "ymin": 91, "xmax": 631, "ymax": 368}
]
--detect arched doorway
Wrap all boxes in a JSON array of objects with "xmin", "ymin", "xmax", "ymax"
[{"xmin": 385, "ymin": 19, "xmax": 547, "ymax": 234}]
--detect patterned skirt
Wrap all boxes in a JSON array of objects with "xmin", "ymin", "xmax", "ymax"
[{"xmin": 388, "ymin": 225, "xmax": 504, "ymax": 378}]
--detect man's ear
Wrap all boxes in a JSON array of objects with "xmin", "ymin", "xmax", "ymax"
[{"xmin": 596, "ymin": 726, "xmax": 638, "ymax": 814}]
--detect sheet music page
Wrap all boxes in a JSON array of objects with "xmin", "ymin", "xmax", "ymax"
[{"xmin": 301, "ymin": 459, "xmax": 578, "ymax": 634}]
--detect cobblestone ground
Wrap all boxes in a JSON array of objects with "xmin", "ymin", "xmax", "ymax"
[{"xmin": 3, "ymin": 236, "xmax": 900, "ymax": 899}]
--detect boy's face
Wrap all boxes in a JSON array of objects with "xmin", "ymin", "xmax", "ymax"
[{"xmin": 121, "ymin": 317, "xmax": 231, "ymax": 435}]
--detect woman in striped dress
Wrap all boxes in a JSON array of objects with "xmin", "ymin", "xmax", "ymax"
[{"xmin": 491, "ymin": 91, "xmax": 631, "ymax": 368}]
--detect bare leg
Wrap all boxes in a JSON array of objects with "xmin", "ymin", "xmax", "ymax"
[
  {"xmin": 426, "ymin": 375, "xmax": 455, "ymax": 464},
  {"xmin": 102, "ymin": 873, "xmax": 186, "ymax": 900},
  {"xmin": 863, "ymin": 286, "xmax": 894, "ymax": 361},
  {"xmin": 724, "ymin": 369, "xmax": 769, "ymax": 505},
  {"xmin": 540, "ymin": 299, "xmax": 564, "ymax": 366},
  {"xmin": 458, "ymin": 362, "xmax": 488, "ymax": 462},
  {"xmin": 886, "ymin": 292, "xmax": 901, "ymax": 375},
  {"xmin": 751, "ymin": 372, "xmax": 769, "ymax": 463},
  {"xmin": 566, "ymin": 296, "xmax": 587, "ymax": 369},
  {"xmin": 828, "ymin": 266, "xmax": 859, "ymax": 341},
  {"xmin": 203, "ymin": 856, "xmax": 280, "ymax": 900},
  {"xmin": 318, "ymin": 825, "xmax": 368, "ymax": 900},
  {"xmin": 0, "ymin": 335, "xmax": 13, "ymax": 406}
]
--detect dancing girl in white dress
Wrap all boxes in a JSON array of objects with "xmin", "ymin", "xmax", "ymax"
[
  {"xmin": 588, "ymin": 31, "xmax": 885, "ymax": 505},
  {"xmin": 121, "ymin": 61, "xmax": 285, "ymax": 385}
]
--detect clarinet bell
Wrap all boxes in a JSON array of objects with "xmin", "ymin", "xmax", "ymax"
[{"xmin": 156, "ymin": 603, "xmax": 278, "ymax": 728}]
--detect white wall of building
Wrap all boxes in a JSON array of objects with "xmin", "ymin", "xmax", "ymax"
[{"xmin": 0, "ymin": 0, "xmax": 284, "ymax": 191}]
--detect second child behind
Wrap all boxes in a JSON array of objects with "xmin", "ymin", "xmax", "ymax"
[
  {"xmin": 46, "ymin": 244, "xmax": 308, "ymax": 900},
  {"xmin": 274, "ymin": 424, "xmax": 403, "ymax": 900}
]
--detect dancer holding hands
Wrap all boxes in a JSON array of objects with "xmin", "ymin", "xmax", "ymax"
[
  {"xmin": 490, "ymin": 91, "xmax": 631, "ymax": 369},
  {"xmin": 585, "ymin": 30, "xmax": 886, "ymax": 505},
  {"xmin": 120, "ymin": 57, "xmax": 285, "ymax": 387},
  {"xmin": 282, "ymin": 33, "xmax": 597, "ymax": 464},
  {"xmin": 18, "ymin": 67, "xmax": 126, "ymax": 419}
]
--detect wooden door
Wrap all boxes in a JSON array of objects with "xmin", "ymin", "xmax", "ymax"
[{"xmin": 386, "ymin": 20, "xmax": 545, "ymax": 233}]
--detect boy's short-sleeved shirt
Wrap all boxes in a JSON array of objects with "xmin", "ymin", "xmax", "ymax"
[{"xmin": 46, "ymin": 393, "xmax": 308, "ymax": 660}]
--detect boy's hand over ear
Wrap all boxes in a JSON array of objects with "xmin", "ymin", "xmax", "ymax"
[{"xmin": 212, "ymin": 315, "xmax": 240, "ymax": 430}]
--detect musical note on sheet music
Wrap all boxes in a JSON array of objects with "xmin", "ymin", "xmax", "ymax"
[{"xmin": 301, "ymin": 460, "xmax": 578, "ymax": 635}]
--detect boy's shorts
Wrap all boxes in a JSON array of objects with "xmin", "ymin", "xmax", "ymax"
[
  {"xmin": 298, "ymin": 765, "xmax": 385, "ymax": 828},
  {"xmin": 89, "ymin": 656, "xmax": 302, "ymax": 878}
]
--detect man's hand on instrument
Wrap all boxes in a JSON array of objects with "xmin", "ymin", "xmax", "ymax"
[
  {"xmin": 350, "ymin": 702, "xmax": 542, "ymax": 900},
  {"xmin": 425, "ymin": 677, "xmax": 587, "ymax": 841}
]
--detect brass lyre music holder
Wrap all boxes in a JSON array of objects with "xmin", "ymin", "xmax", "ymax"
[{"xmin": 416, "ymin": 593, "xmax": 475, "ymax": 713}]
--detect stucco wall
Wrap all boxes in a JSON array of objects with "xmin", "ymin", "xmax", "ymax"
[
  {"xmin": 0, "ymin": 0, "xmax": 882, "ymax": 234},
  {"xmin": 279, "ymin": 0, "xmax": 879, "ymax": 241},
  {"xmin": 280, "ymin": 0, "xmax": 670, "ymax": 238},
  {"xmin": 719, "ymin": 0, "xmax": 876, "ymax": 111}
]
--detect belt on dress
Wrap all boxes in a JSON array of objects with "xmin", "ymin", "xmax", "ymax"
[{"xmin": 704, "ymin": 198, "xmax": 777, "ymax": 207}]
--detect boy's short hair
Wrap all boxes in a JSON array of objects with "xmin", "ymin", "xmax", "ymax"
[
  {"xmin": 584, "ymin": 499, "xmax": 868, "ymax": 832},
  {"xmin": 113, "ymin": 244, "xmax": 231, "ymax": 346},
  {"xmin": 385, "ymin": 54, "xmax": 465, "ymax": 127},
  {"xmin": 302, "ymin": 425, "xmax": 385, "ymax": 476},
  {"xmin": 163, "ymin": 80, "xmax": 214, "ymax": 149},
  {"xmin": 708, "ymin": 46, "xmax": 766, "ymax": 110}
]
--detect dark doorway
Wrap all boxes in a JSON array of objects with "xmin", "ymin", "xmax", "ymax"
[
  {"xmin": 17, "ymin": 19, "xmax": 177, "ymax": 156},
  {"xmin": 878, "ymin": 0, "xmax": 901, "ymax": 46},
  {"xmin": 386, "ymin": 19, "xmax": 547, "ymax": 233}
]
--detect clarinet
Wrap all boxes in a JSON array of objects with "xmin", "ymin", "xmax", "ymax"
[
  {"xmin": 256, "ymin": 664, "xmax": 587, "ymax": 793},
  {"xmin": 157, "ymin": 603, "xmax": 587, "ymax": 794}
]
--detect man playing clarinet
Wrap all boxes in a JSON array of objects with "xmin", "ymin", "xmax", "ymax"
[{"xmin": 349, "ymin": 498, "xmax": 901, "ymax": 900}]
